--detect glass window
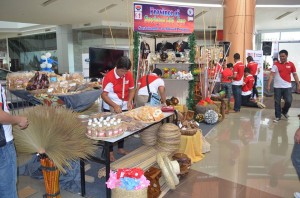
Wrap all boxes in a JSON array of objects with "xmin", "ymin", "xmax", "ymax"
[
  {"xmin": 280, "ymin": 32, "xmax": 300, "ymax": 40},
  {"xmin": 261, "ymin": 32, "xmax": 280, "ymax": 41}
]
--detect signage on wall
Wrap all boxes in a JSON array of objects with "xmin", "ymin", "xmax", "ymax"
[{"xmin": 134, "ymin": 3, "xmax": 194, "ymax": 34}]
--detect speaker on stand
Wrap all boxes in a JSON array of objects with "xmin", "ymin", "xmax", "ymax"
[
  {"xmin": 262, "ymin": 41, "xmax": 272, "ymax": 56},
  {"xmin": 219, "ymin": 41, "xmax": 231, "ymax": 57}
]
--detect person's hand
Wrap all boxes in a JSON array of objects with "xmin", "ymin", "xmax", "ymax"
[
  {"xmin": 294, "ymin": 128, "xmax": 300, "ymax": 144},
  {"xmin": 18, "ymin": 116, "xmax": 29, "ymax": 130},
  {"xmin": 113, "ymin": 105, "xmax": 122, "ymax": 114},
  {"xmin": 297, "ymin": 85, "xmax": 300, "ymax": 93},
  {"xmin": 267, "ymin": 85, "xmax": 271, "ymax": 92},
  {"xmin": 127, "ymin": 102, "xmax": 133, "ymax": 110}
]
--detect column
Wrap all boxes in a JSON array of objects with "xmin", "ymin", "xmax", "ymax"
[
  {"xmin": 56, "ymin": 25, "xmax": 75, "ymax": 73},
  {"xmin": 223, "ymin": 0, "xmax": 256, "ymax": 63}
]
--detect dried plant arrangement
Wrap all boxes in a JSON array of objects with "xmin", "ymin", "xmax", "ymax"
[
  {"xmin": 13, "ymin": 105, "xmax": 97, "ymax": 172},
  {"xmin": 13, "ymin": 105, "xmax": 97, "ymax": 197}
]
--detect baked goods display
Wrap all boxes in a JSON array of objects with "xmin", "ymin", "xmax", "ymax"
[
  {"xmin": 7, "ymin": 71, "xmax": 99, "ymax": 95},
  {"xmin": 123, "ymin": 106, "xmax": 164, "ymax": 122}
]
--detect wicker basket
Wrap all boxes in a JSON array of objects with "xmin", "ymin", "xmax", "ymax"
[
  {"xmin": 112, "ymin": 187, "xmax": 147, "ymax": 198},
  {"xmin": 180, "ymin": 128, "xmax": 197, "ymax": 136},
  {"xmin": 140, "ymin": 123, "xmax": 161, "ymax": 146}
]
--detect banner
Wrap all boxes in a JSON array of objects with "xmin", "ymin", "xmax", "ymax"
[
  {"xmin": 134, "ymin": 3, "xmax": 194, "ymax": 34},
  {"xmin": 245, "ymin": 50, "xmax": 264, "ymax": 97}
]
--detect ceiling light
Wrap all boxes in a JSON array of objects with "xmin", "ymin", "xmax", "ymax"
[
  {"xmin": 98, "ymin": 4, "xmax": 117, "ymax": 13},
  {"xmin": 195, "ymin": 11, "xmax": 208, "ymax": 19},
  {"xmin": 41, "ymin": 0, "xmax": 58, "ymax": 7},
  {"xmin": 257, "ymin": 5, "xmax": 300, "ymax": 8},
  {"xmin": 275, "ymin": 11, "xmax": 294, "ymax": 20},
  {"xmin": 138, "ymin": 0, "xmax": 222, "ymax": 7}
]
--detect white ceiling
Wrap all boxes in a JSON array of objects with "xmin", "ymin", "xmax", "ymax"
[{"xmin": 0, "ymin": 0, "xmax": 299, "ymax": 35}]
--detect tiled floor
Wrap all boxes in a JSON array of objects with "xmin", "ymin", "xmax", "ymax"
[
  {"xmin": 16, "ymin": 95, "xmax": 300, "ymax": 197},
  {"xmin": 164, "ymin": 95, "xmax": 300, "ymax": 198}
]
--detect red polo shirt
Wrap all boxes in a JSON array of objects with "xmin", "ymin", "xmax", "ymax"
[
  {"xmin": 232, "ymin": 61, "xmax": 245, "ymax": 85},
  {"xmin": 272, "ymin": 61, "xmax": 296, "ymax": 88},
  {"xmin": 242, "ymin": 74, "xmax": 254, "ymax": 95},
  {"xmin": 221, "ymin": 68, "xmax": 233, "ymax": 83},
  {"xmin": 247, "ymin": 61, "xmax": 259, "ymax": 76},
  {"xmin": 102, "ymin": 68, "xmax": 134, "ymax": 110}
]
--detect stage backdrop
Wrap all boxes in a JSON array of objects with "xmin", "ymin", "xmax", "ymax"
[{"xmin": 134, "ymin": 3, "xmax": 194, "ymax": 34}]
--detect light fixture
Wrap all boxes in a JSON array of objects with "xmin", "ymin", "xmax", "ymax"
[
  {"xmin": 257, "ymin": 5, "xmax": 300, "ymax": 8},
  {"xmin": 195, "ymin": 10, "xmax": 208, "ymax": 19},
  {"xmin": 138, "ymin": 0, "xmax": 222, "ymax": 7},
  {"xmin": 98, "ymin": 4, "xmax": 117, "ymax": 13},
  {"xmin": 275, "ymin": 11, "xmax": 294, "ymax": 20},
  {"xmin": 41, "ymin": 0, "xmax": 58, "ymax": 7}
]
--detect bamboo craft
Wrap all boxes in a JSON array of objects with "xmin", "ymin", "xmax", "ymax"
[{"xmin": 40, "ymin": 157, "xmax": 61, "ymax": 198}]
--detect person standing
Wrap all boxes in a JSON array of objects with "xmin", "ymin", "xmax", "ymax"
[
  {"xmin": 213, "ymin": 59, "xmax": 225, "ymax": 94},
  {"xmin": 231, "ymin": 53, "xmax": 245, "ymax": 112},
  {"xmin": 135, "ymin": 68, "xmax": 166, "ymax": 108},
  {"xmin": 221, "ymin": 63, "xmax": 233, "ymax": 111},
  {"xmin": 246, "ymin": 56, "xmax": 260, "ymax": 100},
  {"xmin": 101, "ymin": 56, "xmax": 135, "ymax": 161},
  {"xmin": 241, "ymin": 68, "xmax": 265, "ymax": 108},
  {"xmin": 0, "ymin": 85, "xmax": 29, "ymax": 198},
  {"xmin": 267, "ymin": 49, "xmax": 300, "ymax": 123}
]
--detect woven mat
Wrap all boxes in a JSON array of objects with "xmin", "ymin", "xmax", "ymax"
[{"xmin": 98, "ymin": 146, "xmax": 171, "ymax": 178}]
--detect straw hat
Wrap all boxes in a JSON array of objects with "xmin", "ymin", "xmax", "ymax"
[{"xmin": 156, "ymin": 153, "xmax": 179, "ymax": 190}]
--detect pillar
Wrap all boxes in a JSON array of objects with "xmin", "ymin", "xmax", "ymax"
[
  {"xmin": 56, "ymin": 25, "xmax": 75, "ymax": 73},
  {"xmin": 223, "ymin": 0, "xmax": 256, "ymax": 63}
]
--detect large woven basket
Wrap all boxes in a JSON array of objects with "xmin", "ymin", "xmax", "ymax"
[
  {"xmin": 140, "ymin": 123, "xmax": 161, "ymax": 146},
  {"xmin": 112, "ymin": 187, "xmax": 147, "ymax": 198},
  {"xmin": 155, "ymin": 123, "xmax": 181, "ymax": 153}
]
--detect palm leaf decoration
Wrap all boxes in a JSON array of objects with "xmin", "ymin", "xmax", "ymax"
[{"xmin": 13, "ymin": 105, "xmax": 97, "ymax": 173}]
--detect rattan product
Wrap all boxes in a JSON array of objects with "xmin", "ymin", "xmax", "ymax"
[
  {"xmin": 112, "ymin": 187, "xmax": 147, "ymax": 198},
  {"xmin": 156, "ymin": 152, "xmax": 179, "ymax": 190},
  {"xmin": 155, "ymin": 123, "xmax": 181, "ymax": 153},
  {"xmin": 180, "ymin": 128, "xmax": 197, "ymax": 136},
  {"xmin": 98, "ymin": 146, "xmax": 171, "ymax": 178},
  {"xmin": 140, "ymin": 123, "xmax": 161, "ymax": 146},
  {"xmin": 172, "ymin": 153, "xmax": 191, "ymax": 176}
]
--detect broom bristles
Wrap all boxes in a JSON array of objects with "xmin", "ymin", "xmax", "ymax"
[{"xmin": 13, "ymin": 106, "xmax": 97, "ymax": 173}]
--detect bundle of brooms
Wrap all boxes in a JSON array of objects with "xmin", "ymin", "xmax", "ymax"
[{"xmin": 13, "ymin": 105, "xmax": 97, "ymax": 198}]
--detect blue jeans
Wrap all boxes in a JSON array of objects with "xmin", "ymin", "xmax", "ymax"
[
  {"xmin": 0, "ymin": 141, "xmax": 18, "ymax": 198},
  {"xmin": 232, "ymin": 85, "xmax": 242, "ymax": 111},
  {"xmin": 274, "ymin": 88, "xmax": 292, "ymax": 119},
  {"xmin": 292, "ymin": 143, "xmax": 300, "ymax": 180}
]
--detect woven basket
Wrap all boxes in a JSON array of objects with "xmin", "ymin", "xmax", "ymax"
[
  {"xmin": 155, "ymin": 123, "xmax": 181, "ymax": 153},
  {"xmin": 140, "ymin": 123, "xmax": 161, "ymax": 146},
  {"xmin": 112, "ymin": 187, "xmax": 147, "ymax": 198},
  {"xmin": 180, "ymin": 128, "xmax": 197, "ymax": 136}
]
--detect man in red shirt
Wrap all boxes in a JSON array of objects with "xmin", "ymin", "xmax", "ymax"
[
  {"xmin": 246, "ymin": 56, "xmax": 260, "ymax": 100},
  {"xmin": 232, "ymin": 53, "xmax": 244, "ymax": 112},
  {"xmin": 241, "ymin": 68, "xmax": 265, "ymax": 108},
  {"xmin": 267, "ymin": 50, "xmax": 300, "ymax": 122},
  {"xmin": 101, "ymin": 56, "xmax": 135, "ymax": 161},
  {"xmin": 221, "ymin": 63, "xmax": 233, "ymax": 110}
]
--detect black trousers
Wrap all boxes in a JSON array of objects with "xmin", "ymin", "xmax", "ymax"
[
  {"xmin": 103, "ymin": 108, "xmax": 125, "ymax": 152},
  {"xmin": 242, "ymin": 94, "xmax": 258, "ymax": 108},
  {"xmin": 252, "ymin": 75, "xmax": 259, "ymax": 98}
]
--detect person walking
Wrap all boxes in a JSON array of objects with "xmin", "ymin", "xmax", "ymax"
[{"xmin": 267, "ymin": 49, "xmax": 300, "ymax": 122}]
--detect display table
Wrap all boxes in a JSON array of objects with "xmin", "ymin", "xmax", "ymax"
[
  {"xmin": 10, "ymin": 89, "xmax": 101, "ymax": 112},
  {"xmin": 178, "ymin": 130, "xmax": 204, "ymax": 163},
  {"xmin": 81, "ymin": 111, "xmax": 175, "ymax": 198}
]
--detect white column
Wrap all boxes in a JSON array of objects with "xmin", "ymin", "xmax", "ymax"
[{"xmin": 56, "ymin": 25, "xmax": 74, "ymax": 73}]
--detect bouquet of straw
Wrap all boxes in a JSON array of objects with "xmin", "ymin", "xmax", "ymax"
[{"xmin": 13, "ymin": 105, "xmax": 97, "ymax": 172}]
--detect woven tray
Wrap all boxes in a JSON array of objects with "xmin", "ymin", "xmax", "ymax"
[
  {"xmin": 85, "ymin": 131, "xmax": 124, "ymax": 140},
  {"xmin": 180, "ymin": 128, "xmax": 197, "ymax": 136}
]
